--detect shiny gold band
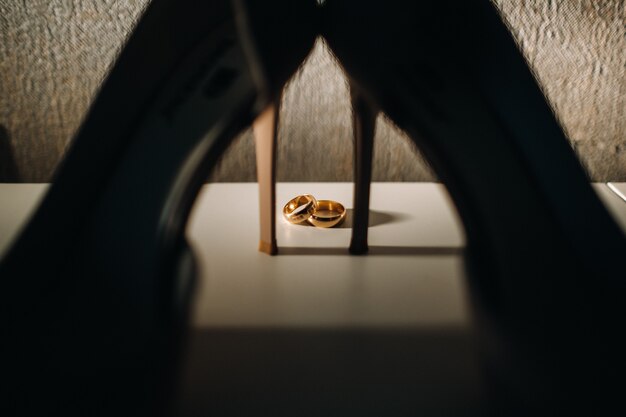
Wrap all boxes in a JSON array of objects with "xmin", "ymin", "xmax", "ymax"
[
  {"xmin": 307, "ymin": 200, "xmax": 346, "ymax": 228},
  {"xmin": 283, "ymin": 194, "xmax": 318, "ymax": 224}
]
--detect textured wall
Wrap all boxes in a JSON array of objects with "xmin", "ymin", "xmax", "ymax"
[
  {"xmin": 494, "ymin": 0, "xmax": 626, "ymax": 181},
  {"xmin": 0, "ymin": 0, "xmax": 624, "ymax": 183},
  {"xmin": 0, "ymin": 0, "xmax": 148, "ymax": 182}
]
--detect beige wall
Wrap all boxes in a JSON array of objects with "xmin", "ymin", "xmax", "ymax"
[{"xmin": 1, "ymin": 0, "xmax": 624, "ymax": 183}]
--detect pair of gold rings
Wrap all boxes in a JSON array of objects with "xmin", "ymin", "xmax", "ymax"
[{"xmin": 283, "ymin": 194, "xmax": 346, "ymax": 228}]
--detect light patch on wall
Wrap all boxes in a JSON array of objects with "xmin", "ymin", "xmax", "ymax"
[{"xmin": 209, "ymin": 38, "xmax": 434, "ymax": 182}]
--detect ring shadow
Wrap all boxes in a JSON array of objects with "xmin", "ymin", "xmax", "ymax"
[
  {"xmin": 294, "ymin": 209, "xmax": 411, "ymax": 229},
  {"xmin": 281, "ymin": 209, "xmax": 463, "ymax": 256},
  {"xmin": 339, "ymin": 208, "xmax": 411, "ymax": 229}
]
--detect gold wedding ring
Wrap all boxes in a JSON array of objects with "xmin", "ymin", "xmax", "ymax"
[
  {"xmin": 307, "ymin": 200, "xmax": 346, "ymax": 228},
  {"xmin": 283, "ymin": 194, "xmax": 318, "ymax": 224},
  {"xmin": 284, "ymin": 195, "xmax": 346, "ymax": 228}
]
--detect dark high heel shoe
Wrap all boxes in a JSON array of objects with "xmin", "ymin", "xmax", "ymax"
[
  {"xmin": 0, "ymin": 0, "xmax": 317, "ymax": 415},
  {"xmin": 323, "ymin": 0, "xmax": 626, "ymax": 413}
]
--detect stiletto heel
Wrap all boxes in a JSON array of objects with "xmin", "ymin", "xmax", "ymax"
[
  {"xmin": 349, "ymin": 81, "xmax": 377, "ymax": 255},
  {"xmin": 253, "ymin": 101, "xmax": 279, "ymax": 255}
]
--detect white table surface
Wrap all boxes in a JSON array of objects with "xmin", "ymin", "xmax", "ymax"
[
  {"xmin": 1, "ymin": 182, "xmax": 625, "ymax": 329},
  {"xmin": 4, "ymin": 182, "xmax": 625, "ymax": 415}
]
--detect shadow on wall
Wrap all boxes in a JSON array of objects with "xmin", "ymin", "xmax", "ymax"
[{"xmin": 0, "ymin": 125, "xmax": 20, "ymax": 182}]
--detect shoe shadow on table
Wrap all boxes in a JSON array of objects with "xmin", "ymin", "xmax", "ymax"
[
  {"xmin": 179, "ymin": 327, "xmax": 484, "ymax": 417},
  {"xmin": 280, "ymin": 209, "xmax": 463, "ymax": 256}
]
